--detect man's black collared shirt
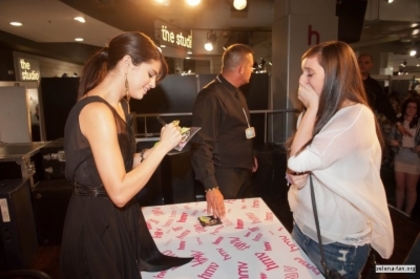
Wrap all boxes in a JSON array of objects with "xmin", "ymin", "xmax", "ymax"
[{"xmin": 190, "ymin": 74, "xmax": 254, "ymax": 190}]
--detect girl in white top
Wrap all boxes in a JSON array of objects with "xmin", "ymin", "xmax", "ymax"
[{"xmin": 286, "ymin": 41, "xmax": 394, "ymax": 279}]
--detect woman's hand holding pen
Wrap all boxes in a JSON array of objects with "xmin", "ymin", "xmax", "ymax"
[{"xmin": 159, "ymin": 121, "xmax": 183, "ymax": 153}]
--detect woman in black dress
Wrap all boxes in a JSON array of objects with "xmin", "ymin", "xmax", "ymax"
[{"xmin": 60, "ymin": 32, "xmax": 192, "ymax": 279}]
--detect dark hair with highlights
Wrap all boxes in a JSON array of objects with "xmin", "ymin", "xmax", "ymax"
[
  {"xmin": 287, "ymin": 41, "xmax": 383, "ymax": 153},
  {"xmin": 78, "ymin": 31, "xmax": 168, "ymax": 99},
  {"xmin": 399, "ymin": 97, "xmax": 420, "ymax": 128}
]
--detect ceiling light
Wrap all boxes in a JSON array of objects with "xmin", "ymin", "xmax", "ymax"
[
  {"xmin": 10, "ymin": 22, "xmax": 22, "ymax": 26},
  {"xmin": 386, "ymin": 0, "xmax": 394, "ymax": 3},
  {"xmin": 410, "ymin": 50, "xmax": 417, "ymax": 57},
  {"xmin": 186, "ymin": 57, "xmax": 191, "ymax": 59},
  {"xmin": 204, "ymin": 31, "xmax": 217, "ymax": 52},
  {"xmin": 187, "ymin": 51, "xmax": 193, "ymax": 55},
  {"xmin": 233, "ymin": 0, "xmax": 247, "ymax": 10},
  {"xmin": 160, "ymin": 44, "xmax": 166, "ymax": 48},
  {"xmin": 75, "ymin": 38, "xmax": 84, "ymax": 42},
  {"xmin": 74, "ymin": 17, "xmax": 85, "ymax": 23},
  {"xmin": 186, "ymin": 0, "xmax": 201, "ymax": 6},
  {"xmin": 204, "ymin": 42, "xmax": 213, "ymax": 51}
]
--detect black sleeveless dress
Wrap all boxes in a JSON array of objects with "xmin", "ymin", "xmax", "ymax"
[{"xmin": 60, "ymin": 96, "xmax": 192, "ymax": 279}]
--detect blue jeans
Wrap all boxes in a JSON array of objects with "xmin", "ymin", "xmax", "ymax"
[{"xmin": 292, "ymin": 224, "xmax": 370, "ymax": 279}]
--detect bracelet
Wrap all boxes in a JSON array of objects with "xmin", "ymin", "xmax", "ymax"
[
  {"xmin": 286, "ymin": 168, "xmax": 311, "ymax": 176},
  {"xmin": 140, "ymin": 149, "xmax": 149, "ymax": 163},
  {"xmin": 205, "ymin": 186, "xmax": 219, "ymax": 193}
]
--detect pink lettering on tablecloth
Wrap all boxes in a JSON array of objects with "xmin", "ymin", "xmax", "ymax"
[
  {"xmin": 294, "ymin": 257, "xmax": 321, "ymax": 275},
  {"xmin": 216, "ymin": 248, "xmax": 231, "ymax": 261},
  {"xmin": 191, "ymin": 250, "xmax": 209, "ymax": 267},
  {"xmin": 245, "ymin": 213, "xmax": 261, "ymax": 224},
  {"xmin": 163, "ymin": 218, "xmax": 173, "ymax": 227},
  {"xmin": 255, "ymin": 252, "xmax": 280, "ymax": 271},
  {"xmin": 226, "ymin": 199, "xmax": 235, "ymax": 204},
  {"xmin": 244, "ymin": 231, "xmax": 251, "ymax": 237},
  {"xmin": 197, "ymin": 262, "xmax": 219, "ymax": 279},
  {"xmin": 196, "ymin": 237, "xmax": 203, "ymax": 245},
  {"xmin": 241, "ymin": 205, "xmax": 247, "ymax": 210},
  {"xmin": 238, "ymin": 261, "xmax": 249, "ymax": 278},
  {"xmin": 212, "ymin": 236, "xmax": 223, "ymax": 245},
  {"xmin": 172, "ymin": 226, "xmax": 183, "ymax": 231},
  {"xmin": 278, "ymin": 227, "xmax": 284, "ymax": 231},
  {"xmin": 209, "ymin": 225, "xmax": 224, "ymax": 235},
  {"xmin": 177, "ymin": 212, "xmax": 188, "ymax": 223},
  {"xmin": 265, "ymin": 212, "xmax": 273, "ymax": 221},
  {"xmin": 194, "ymin": 223, "xmax": 207, "ymax": 233},
  {"xmin": 229, "ymin": 237, "xmax": 251, "ymax": 251},
  {"xmin": 191, "ymin": 210, "xmax": 199, "ymax": 216},
  {"xmin": 253, "ymin": 233, "xmax": 262, "ymax": 241},
  {"xmin": 249, "ymin": 226, "xmax": 259, "ymax": 232},
  {"xmin": 223, "ymin": 218, "xmax": 233, "ymax": 227},
  {"xmin": 176, "ymin": 229, "xmax": 191, "ymax": 239},
  {"xmin": 252, "ymin": 199, "xmax": 260, "ymax": 208},
  {"xmin": 170, "ymin": 210, "xmax": 176, "ymax": 218},
  {"xmin": 146, "ymin": 221, "xmax": 152, "ymax": 230},
  {"xmin": 153, "ymin": 229, "xmax": 163, "ymax": 238},
  {"xmin": 164, "ymin": 239, "xmax": 172, "ymax": 247},
  {"xmin": 162, "ymin": 250, "xmax": 176, "ymax": 257},
  {"xmin": 150, "ymin": 219, "xmax": 160, "ymax": 224},
  {"xmin": 264, "ymin": 241, "xmax": 272, "ymax": 251},
  {"xmin": 283, "ymin": 265, "xmax": 299, "ymax": 279},
  {"xmin": 152, "ymin": 208, "xmax": 165, "ymax": 216},
  {"xmin": 260, "ymin": 272, "xmax": 268, "ymax": 279},
  {"xmin": 152, "ymin": 269, "xmax": 167, "ymax": 278},
  {"xmin": 279, "ymin": 235, "xmax": 300, "ymax": 252},
  {"xmin": 235, "ymin": 219, "xmax": 244, "ymax": 229},
  {"xmin": 177, "ymin": 240, "xmax": 185, "ymax": 250},
  {"xmin": 183, "ymin": 204, "xmax": 191, "ymax": 210}
]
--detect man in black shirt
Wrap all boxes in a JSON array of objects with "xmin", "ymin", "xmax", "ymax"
[
  {"xmin": 357, "ymin": 53, "xmax": 410, "ymax": 136},
  {"xmin": 191, "ymin": 44, "xmax": 258, "ymax": 218}
]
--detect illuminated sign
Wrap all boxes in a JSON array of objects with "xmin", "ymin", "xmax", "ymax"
[
  {"xmin": 155, "ymin": 21, "xmax": 192, "ymax": 49},
  {"xmin": 18, "ymin": 58, "xmax": 40, "ymax": 81}
]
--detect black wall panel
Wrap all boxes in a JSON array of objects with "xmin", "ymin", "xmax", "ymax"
[
  {"xmin": 39, "ymin": 77, "xmax": 79, "ymax": 141},
  {"xmin": 0, "ymin": 47, "xmax": 15, "ymax": 81}
]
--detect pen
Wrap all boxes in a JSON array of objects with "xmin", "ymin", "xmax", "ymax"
[{"xmin": 157, "ymin": 116, "xmax": 166, "ymax": 126}]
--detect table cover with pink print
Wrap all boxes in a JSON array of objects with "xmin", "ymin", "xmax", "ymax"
[{"xmin": 141, "ymin": 197, "xmax": 324, "ymax": 279}]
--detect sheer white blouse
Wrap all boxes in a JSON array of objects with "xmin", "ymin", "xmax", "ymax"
[{"xmin": 288, "ymin": 104, "xmax": 394, "ymax": 259}]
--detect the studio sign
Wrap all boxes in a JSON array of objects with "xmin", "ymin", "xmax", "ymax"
[
  {"xmin": 159, "ymin": 24, "xmax": 192, "ymax": 49},
  {"xmin": 18, "ymin": 58, "xmax": 40, "ymax": 81}
]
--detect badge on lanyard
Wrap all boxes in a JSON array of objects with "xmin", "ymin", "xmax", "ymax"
[{"xmin": 242, "ymin": 108, "xmax": 255, "ymax": 139}]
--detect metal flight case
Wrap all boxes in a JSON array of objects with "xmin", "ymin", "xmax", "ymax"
[
  {"xmin": 0, "ymin": 142, "xmax": 49, "ymax": 188},
  {"xmin": 39, "ymin": 138, "xmax": 65, "ymax": 180}
]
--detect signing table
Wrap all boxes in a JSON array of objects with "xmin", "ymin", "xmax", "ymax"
[{"xmin": 141, "ymin": 197, "xmax": 324, "ymax": 279}]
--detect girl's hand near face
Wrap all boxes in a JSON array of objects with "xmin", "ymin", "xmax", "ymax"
[{"xmin": 298, "ymin": 78, "xmax": 319, "ymax": 111}]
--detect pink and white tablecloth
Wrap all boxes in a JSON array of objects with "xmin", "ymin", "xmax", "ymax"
[{"xmin": 141, "ymin": 197, "xmax": 324, "ymax": 279}]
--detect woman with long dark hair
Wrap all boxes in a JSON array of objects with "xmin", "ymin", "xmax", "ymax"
[
  {"xmin": 60, "ymin": 32, "xmax": 192, "ymax": 279},
  {"xmin": 286, "ymin": 41, "xmax": 394, "ymax": 279},
  {"xmin": 389, "ymin": 97, "xmax": 420, "ymax": 216}
]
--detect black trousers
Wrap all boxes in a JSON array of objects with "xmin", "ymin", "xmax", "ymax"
[{"xmin": 214, "ymin": 166, "xmax": 253, "ymax": 199}]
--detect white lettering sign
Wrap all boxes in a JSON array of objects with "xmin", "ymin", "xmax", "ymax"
[
  {"xmin": 160, "ymin": 25, "xmax": 192, "ymax": 49},
  {"xmin": 19, "ymin": 59, "xmax": 40, "ymax": 81}
]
